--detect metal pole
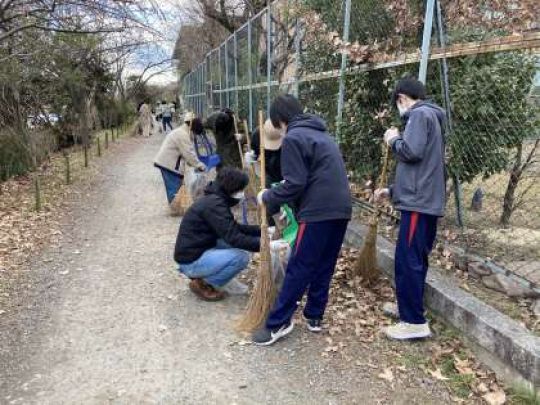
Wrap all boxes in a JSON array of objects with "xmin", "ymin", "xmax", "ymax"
[
  {"xmin": 248, "ymin": 18, "xmax": 254, "ymax": 131},
  {"xmin": 218, "ymin": 46, "xmax": 223, "ymax": 107},
  {"xmin": 418, "ymin": 0, "xmax": 436, "ymax": 84},
  {"xmin": 234, "ymin": 31, "xmax": 239, "ymax": 115},
  {"xmin": 225, "ymin": 40, "xmax": 230, "ymax": 108},
  {"xmin": 206, "ymin": 55, "xmax": 211, "ymax": 114},
  {"xmin": 266, "ymin": 4, "xmax": 272, "ymax": 115},
  {"xmin": 434, "ymin": 0, "xmax": 464, "ymax": 228},
  {"xmin": 336, "ymin": 0, "xmax": 352, "ymax": 143}
]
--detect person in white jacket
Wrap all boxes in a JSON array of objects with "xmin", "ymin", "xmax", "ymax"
[{"xmin": 154, "ymin": 112, "xmax": 206, "ymax": 208}]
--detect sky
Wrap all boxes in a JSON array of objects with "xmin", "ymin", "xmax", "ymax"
[{"xmin": 127, "ymin": 0, "xmax": 189, "ymax": 86}]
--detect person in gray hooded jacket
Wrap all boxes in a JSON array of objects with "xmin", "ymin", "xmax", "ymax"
[{"xmin": 375, "ymin": 77, "xmax": 446, "ymax": 341}]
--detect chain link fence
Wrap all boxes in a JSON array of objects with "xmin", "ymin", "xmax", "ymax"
[{"xmin": 182, "ymin": 0, "xmax": 540, "ymax": 317}]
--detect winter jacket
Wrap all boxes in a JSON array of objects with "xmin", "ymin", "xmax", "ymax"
[
  {"xmin": 154, "ymin": 123, "xmax": 205, "ymax": 175},
  {"xmin": 263, "ymin": 114, "xmax": 352, "ymax": 223},
  {"xmin": 389, "ymin": 101, "xmax": 447, "ymax": 217},
  {"xmin": 251, "ymin": 130, "xmax": 282, "ymax": 186},
  {"xmin": 174, "ymin": 182, "xmax": 261, "ymax": 264},
  {"xmin": 204, "ymin": 111, "xmax": 242, "ymax": 168}
]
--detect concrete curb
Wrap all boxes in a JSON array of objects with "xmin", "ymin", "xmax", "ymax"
[{"xmin": 345, "ymin": 221, "xmax": 540, "ymax": 388}]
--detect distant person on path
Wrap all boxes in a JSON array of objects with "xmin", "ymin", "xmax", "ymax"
[
  {"xmin": 138, "ymin": 102, "xmax": 153, "ymax": 138},
  {"xmin": 154, "ymin": 112, "xmax": 206, "ymax": 212},
  {"xmin": 252, "ymin": 94, "xmax": 352, "ymax": 346},
  {"xmin": 375, "ymin": 77, "xmax": 446, "ymax": 341},
  {"xmin": 161, "ymin": 101, "xmax": 174, "ymax": 133},
  {"xmin": 174, "ymin": 167, "xmax": 262, "ymax": 301}
]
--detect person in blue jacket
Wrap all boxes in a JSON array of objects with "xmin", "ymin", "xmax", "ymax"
[
  {"xmin": 253, "ymin": 94, "xmax": 352, "ymax": 346},
  {"xmin": 376, "ymin": 77, "xmax": 446, "ymax": 340}
]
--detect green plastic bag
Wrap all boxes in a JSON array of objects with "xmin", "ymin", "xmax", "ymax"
[
  {"xmin": 270, "ymin": 182, "xmax": 298, "ymax": 247},
  {"xmin": 281, "ymin": 204, "xmax": 298, "ymax": 247}
]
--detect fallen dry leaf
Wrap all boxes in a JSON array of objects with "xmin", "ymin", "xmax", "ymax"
[
  {"xmin": 377, "ymin": 367, "xmax": 394, "ymax": 382},
  {"xmin": 482, "ymin": 389, "xmax": 506, "ymax": 405},
  {"xmin": 428, "ymin": 368, "xmax": 449, "ymax": 381}
]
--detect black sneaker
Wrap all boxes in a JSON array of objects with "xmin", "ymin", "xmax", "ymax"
[
  {"xmin": 305, "ymin": 318, "xmax": 322, "ymax": 333},
  {"xmin": 252, "ymin": 323, "xmax": 294, "ymax": 346}
]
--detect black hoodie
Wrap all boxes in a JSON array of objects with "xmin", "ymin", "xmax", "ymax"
[
  {"xmin": 263, "ymin": 114, "xmax": 352, "ymax": 223},
  {"xmin": 174, "ymin": 182, "xmax": 261, "ymax": 264}
]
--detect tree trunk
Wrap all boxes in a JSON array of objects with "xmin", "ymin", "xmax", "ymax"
[{"xmin": 500, "ymin": 144, "xmax": 523, "ymax": 227}]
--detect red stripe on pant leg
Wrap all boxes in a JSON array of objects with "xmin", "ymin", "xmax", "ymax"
[
  {"xmin": 408, "ymin": 212, "xmax": 419, "ymax": 246},
  {"xmin": 295, "ymin": 222, "xmax": 307, "ymax": 255}
]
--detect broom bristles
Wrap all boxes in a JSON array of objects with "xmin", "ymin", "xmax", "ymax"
[
  {"xmin": 352, "ymin": 217, "xmax": 380, "ymax": 286},
  {"xmin": 236, "ymin": 110, "xmax": 276, "ymax": 333},
  {"xmin": 236, "ymin": 228, "xmax": 277, "ymax": 332}
]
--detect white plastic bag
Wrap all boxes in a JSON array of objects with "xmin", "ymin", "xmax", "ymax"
[
  {"xmin": 270, "ymin": 243, "xmax": 291, "ymax": 291},
  {"xmin": 185, "ymin": 167, "xmax": 209, "ymax": 201}
]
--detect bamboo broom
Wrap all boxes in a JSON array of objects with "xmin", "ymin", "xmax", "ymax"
[
  {"xmin": 351, "ymin": 143, "xmax": 391, "ymax": 286},
  {"xmin": 243, "ymin": 119, "xmax": 260, "ymax": 224},
  {"xmin": 236, "ymin": 111, "xmax": 276, "ymax": 332}
]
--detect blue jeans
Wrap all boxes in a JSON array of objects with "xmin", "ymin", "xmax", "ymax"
[
  {"xmin": 162, "ymin": 116, "xmax": 173, "ymax": 132},
  {"xmin": 179, "ymin": 240, "xmax": 250, "ymax": 287},
  {"xmin": 160, "ymin": 168, "xmax": 183, "ymax": 203},
  {"xmin": 266, "ymin": 220, "xmax": 348, "ymax": 329},
  {"xmin": 395, "ymin": 211, "xmax": 438, "ymax": 324}
]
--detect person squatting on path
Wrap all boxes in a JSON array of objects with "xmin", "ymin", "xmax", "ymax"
[
  {"xmin": 375, "ymin": 77, "xmax": 447, "ymax": 341},
  {"xmin": 174, "ymin": 167, "xmax": 263, "ymax": 301},
  {"xmin": 160, "ymin": 101, "xmax": 174, "ymax": 133},
  {"xmin": 252, "ymin": 94, "xmax": 352, "ymax": 346},
  {"xmin": 153, "ymin": 112, "xmax": 206, "ymax": 208},
  {"xmin": 243, "ymin": 118, "xmax": 284, "ymax": 226}
]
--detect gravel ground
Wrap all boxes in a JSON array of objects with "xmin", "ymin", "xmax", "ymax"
[{"xmin": 0, "ymin": 134, "xmax": 453, "ymax": 404}]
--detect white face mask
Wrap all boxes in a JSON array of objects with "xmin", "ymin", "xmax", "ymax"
[
  {"xmin": 397, "ymin": 102, "xmax": 408, "ymax": 117},
  {"xmin": 232, "ymin": 191, "xmax": 245, "ymax": 200}
]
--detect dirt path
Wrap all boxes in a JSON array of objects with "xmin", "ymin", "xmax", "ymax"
[{"xmin": 1, "ymin": 134, "xmax": 451, "ymax": 404}]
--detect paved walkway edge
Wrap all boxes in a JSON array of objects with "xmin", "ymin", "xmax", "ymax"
[{"xmin": 345, "ymin": 221, "xmax": 540, "ymax": 389}]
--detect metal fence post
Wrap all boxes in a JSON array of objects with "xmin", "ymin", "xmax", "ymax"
[
  {"xmin": 266, "ymin": 4, "xmax": 272, "ymax": 115},
  {"xmin": 234, "ymin": 31, "xmax": 239, "ymax": 114},
  {"xmin": 247, "ymin": 18, "xmax": 254, "ymax": 131},
  {"xmin": 418, "ymin": 0, "xmax": 436, "ymax": 84},
  {"xmin": 336, "ymin": 0, "xmax": 352, "ymax": 143},
  {"xmin": 206, "ymin": 54, "xmax": 211, "ymax": 114},
  {"xmin": 218, "ymin": 45, "xmax": 223, "ymax": 108},
  {"xmin": 434, "ymin": 0, "xmax": 464, "ymax": 228},
  {"xmin": 225, "ymin": 39, "xmax": 230, "ymax": 108}
]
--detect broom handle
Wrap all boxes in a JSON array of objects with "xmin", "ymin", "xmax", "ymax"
[
  {"xmin": 378, "ymin": 144, "xmax": 390, "ymax": 190},
  {"xmin": 233, "ymin": 114, "xmax": 245, "ymax": 169},
  {"xmin": 243, "ymin": 119, "xmax": 252, "ymax": 150},
  {"xmin": 259, "ymin": 110, "xmax": 267, "ymax": 227}
]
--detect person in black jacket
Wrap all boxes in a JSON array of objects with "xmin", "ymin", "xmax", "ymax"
[
  {"xmin": 252, "ymin": 94, "xmax": 352, "ymax": 346},
  {"xmin": 175, "ymin": 167, "xmax": 261, "ymax": 301},
  {"xmin": 244, "ymin": 118, "xmax": 284, "ymax": 225}
]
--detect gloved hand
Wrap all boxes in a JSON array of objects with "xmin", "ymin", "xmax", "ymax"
[
  {"xmin": 257, "ymin": 190, "xmax": 266, "ymax": 206},
  {"xmin": 270, "ymin": 239, "xmax": 289, "ymax": 252},
  {"xmin": 383, "ymin": 128, "xmax": 400, "ymax": 146},
  {"xmin": 374, "ymin": 188, "xmax": 390, "ymax": 203},
  {"xmin": 267, "ymin": 226, "xmax": 276, "ymax": 239},
  {"xmin": 244, "ymin": 150, "xmax": 256, "ymax": 165},
  {"xmin": 234, "ymin": 133, "xmax": 243, "ymax": 142}
]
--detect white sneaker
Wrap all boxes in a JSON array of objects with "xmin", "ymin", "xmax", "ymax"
[
  {"xmin": 382, "ymin": 302, "xmax": 399, "ymax": 319},
  {"xmin": 217, "ymin": 278, "xmax": 249, "ymax": 295},
  {"xmin": 383, "ymin": 322, "xmax": 432, "ymax": 340}
]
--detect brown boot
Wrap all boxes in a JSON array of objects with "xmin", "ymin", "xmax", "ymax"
[{"xmin": 188, "ymin": 279, "xmax": 226, "ymax": 302}]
